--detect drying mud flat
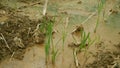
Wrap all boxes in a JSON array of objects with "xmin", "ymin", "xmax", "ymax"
[{"xmin": 0, "ymin": 0, "xmax": 120, "ymax": 68}]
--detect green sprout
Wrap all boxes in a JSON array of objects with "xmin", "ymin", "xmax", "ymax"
[
  {"xmin": 45, "ymin": 18, "xmax": 53, "ymax": 63},
  {"xmin": 94, "ymin": 0, "xmax": 106, "ymax": 33},
  {"xmin": 79, "ymin": 32, "xmax": 90, "ymax": 50},
  {"xmin": 51, "ymin": 48, "xmax": 59, "ymax": 64}
]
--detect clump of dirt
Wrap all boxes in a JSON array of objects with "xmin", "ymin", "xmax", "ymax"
[
  {"xmin": 0, "ymin": 5, "xmax": 46, "ymax": 62},
  {"xmin": 0, "ymin": 3, "xmax": 16, "ymax": 15},
  {"xmin": 86, "ymin": 43, "xmax": 120, "ymax": 68}
]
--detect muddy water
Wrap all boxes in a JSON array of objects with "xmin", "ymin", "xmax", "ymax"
[{"xmin": 0, "ymin": 0, "xmax": 120, "ymax": 68}]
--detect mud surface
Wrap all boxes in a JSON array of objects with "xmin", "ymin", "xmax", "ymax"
[
  {"xmin": 86, "ymin": 42, "xmax": 120, "ymax": 68},
  {"xmin": 0, "ymin": 0, "xmax": 120, "ymax": 68},
  {"xmin": 0, "ymin": 4, "xmax": 45, "ymax": 62}
]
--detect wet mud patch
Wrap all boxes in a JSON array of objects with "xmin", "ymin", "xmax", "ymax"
[{"xmin": 0, "ymin": 5, "xmax": 45, "ymax": 62}]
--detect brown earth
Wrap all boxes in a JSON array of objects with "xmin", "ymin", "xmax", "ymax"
[
  {"xmin": 0, "ymin": 0, "xmax": 120, "ymax": 68},
  {"xmin": 0, "ymin": 4, "xmax": 45, "ymax": 62}
]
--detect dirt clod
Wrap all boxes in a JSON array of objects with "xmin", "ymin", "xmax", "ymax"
[{"xmin": 0, "ymin": 5, "xmax": 45, "ymax": 62}]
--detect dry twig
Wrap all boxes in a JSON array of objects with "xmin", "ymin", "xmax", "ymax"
[
  {"xmin": 73, "ymin": 49, "xmax": 79, "ymax": 68},
  {"xmin": 0, "ymin": 33, "xmax": 12, "ymax": 52},
  {"xmin": 43, "ymin": 0, "xmax": 48, "ymax": 16},
  {"xmin": 9, "ymin": 52, "xmax": 15, "ymax": 61},
  {"xmin": 81, "ymin": 11, "xmax": 97, "ymax": 25}
]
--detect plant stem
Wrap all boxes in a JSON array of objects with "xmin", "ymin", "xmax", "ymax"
[{"xmin": 43, "ymin": 0, "xmax": 48, "ymax": 16}]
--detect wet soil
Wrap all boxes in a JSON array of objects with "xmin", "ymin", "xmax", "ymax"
[
  {"xmin": 0, "ymin": 0, "xmax": 120, "ymax": 68},
  {"xmin": 86, "ymin": 42, "xmax": 120, "ymax": 68}
]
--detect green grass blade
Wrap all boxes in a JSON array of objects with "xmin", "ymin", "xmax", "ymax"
[{"xmin": 79, "ymin": 32, "xmax": 90, "ymax": 49}]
